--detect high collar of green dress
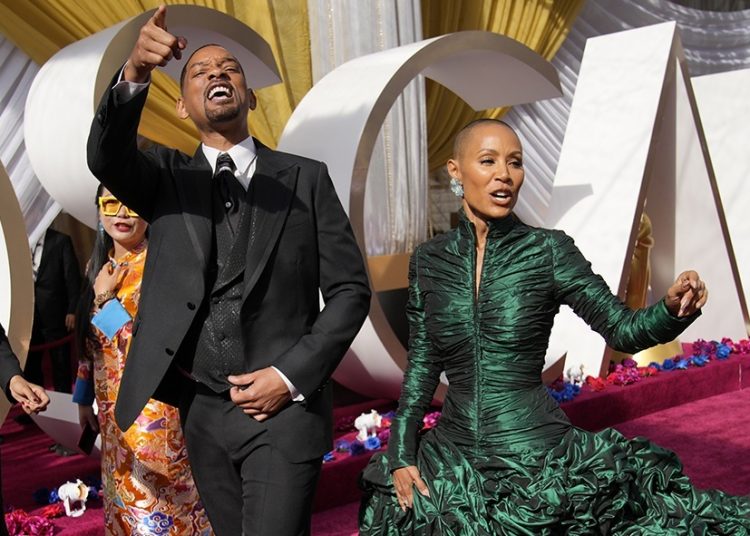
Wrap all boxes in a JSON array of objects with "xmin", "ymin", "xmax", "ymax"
[{"xmin": 456, "ymin": 209, "xmax": 519, "ymax": 241}]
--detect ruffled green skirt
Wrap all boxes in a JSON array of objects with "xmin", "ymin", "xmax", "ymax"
[{"xmin": 359, "ymin": 427, "xmax": 750, "ymax": 535}]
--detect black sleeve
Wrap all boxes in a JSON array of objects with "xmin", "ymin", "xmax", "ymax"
[
  {"xmin": 87, "ymin": 70, "xmax": 165, "ymax": 223},
  {"xmin": 0, "ymin": 324, "xmax": 23, "ymax": 402},
  {"xmin": 272, "ymin": 162, "xmax": 372, "ymax": 397}
]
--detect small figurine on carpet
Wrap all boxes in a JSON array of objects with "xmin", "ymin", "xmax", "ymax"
[{"xmin": 354, "ymin": 410, "xmax": 383, "ymax": 441}]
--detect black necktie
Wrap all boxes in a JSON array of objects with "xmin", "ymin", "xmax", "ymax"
[{"xmin": 215, "ymin": 153, "xmax": 243, "ymax": 232}]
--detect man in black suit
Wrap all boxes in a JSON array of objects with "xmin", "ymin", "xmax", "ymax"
[
  {"xmin": 26, "ymin": 228, "xmax": 81, "ymax": 393},
  {"xmin": 87, "ymin": 6, "xmax": 370, "ymax": 535},
  {"xmin": 1, "ymin": 322, "xmax": 50, "ymax": 535}
]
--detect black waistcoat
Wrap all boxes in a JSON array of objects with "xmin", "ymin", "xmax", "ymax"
[{"xmin": 187, "ymin": 180, "xmax": 253, "ymax": 392}]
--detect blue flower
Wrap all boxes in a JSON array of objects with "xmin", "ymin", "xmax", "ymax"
[
  {"xmin": 674, "ymin": 358, "xmax": 689, "ymax": 370},
  {"xmin": 716, "ymin": 344, "xmax": 731, "ymax": 359},
  {"xmin": 323, "ymin": 451, "xmax": 336, "ymax": 463},
  {"xmin": 648, "ymin": 362, "xmax": 662, "ymax": 370},
  {"xmin": 662, "ymin": 359, "xmax": 676, "ymax": 370},
  {"xmin": 547, "ymin": 382, "xmax": 581, "ymax": 403},
  {"xmin": 692, "ymin": 354, "xmax": 709, "ymax": 367},
  {"xmin": 364, "ymin": 436, "xmax": 382, "ymax": 451},
  {"xmin": 334, "ymin": 440, "xmax": 351, "ymax": 452},
  {"xmin": 350, "ymin": 440, "xmax": 366, "ymax": 455}
]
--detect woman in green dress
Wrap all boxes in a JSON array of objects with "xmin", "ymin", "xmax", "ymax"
[{"xmin": 359, "ymin": 119, "xmax": 749, "ymax": 534}]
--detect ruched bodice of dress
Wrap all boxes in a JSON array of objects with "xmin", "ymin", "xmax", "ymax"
[
  {"xmin": 388, "ymin": 213, "xmax": 693, "ymax": 468},
  {"xmin": 425, "ymin": 215, "xmax": 572, "ymax": 456}
]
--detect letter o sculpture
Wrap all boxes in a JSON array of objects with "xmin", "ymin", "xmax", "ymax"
[{"xmin": 278, "ymin": 31, "xmax": 562, "ymax": 400}]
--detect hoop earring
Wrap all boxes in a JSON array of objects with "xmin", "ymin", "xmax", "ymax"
[
  {"xmin": 449, "ymin": 177, "xmax": 464, "ymax": 198},
  {"xmin": 97, "ymin": 221, "xmax": 105, "ymax": 235}
]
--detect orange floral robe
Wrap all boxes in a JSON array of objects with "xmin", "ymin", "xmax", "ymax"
[{"xmin": 76, "ymin": 243, "xmax": 213, "ymax": 535}]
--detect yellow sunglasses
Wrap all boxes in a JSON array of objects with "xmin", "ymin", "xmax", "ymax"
[{"xmin": 98, "ymin": 196, "xmax": 139, "ymax": 218}]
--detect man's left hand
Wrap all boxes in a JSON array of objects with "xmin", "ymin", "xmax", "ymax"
[{"xmin": 228, "ymin": 368, "xmax": 292, "ymax": 422}]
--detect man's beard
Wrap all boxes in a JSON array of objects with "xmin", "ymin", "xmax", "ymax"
[{"xmin": 205, "ymin": 102, "xmax": 242, "ymax": 124}]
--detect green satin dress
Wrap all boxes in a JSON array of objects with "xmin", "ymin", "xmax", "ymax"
[{"xmin": 360, "ymin": 213, "xmax": 750, "ymax": 535}]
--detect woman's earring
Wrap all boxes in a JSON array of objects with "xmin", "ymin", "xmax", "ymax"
[
  {"xmin": 449, "ymin": 177, "xmax": 464, "ymax": 198},
  {"xmin": 97, "ymin": 221, "xmax": 105, "ymax": 235}
]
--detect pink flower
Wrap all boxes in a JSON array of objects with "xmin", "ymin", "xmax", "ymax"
[
  {"xmin": 585, "ymin": 376, "xmax": 606, "ymax": 391},
  {"xmin": 38, "ymin": 502, "xmax": 65, "ymax": 518},
  {"xmin": 422, "ymin": 411, "xmax": 441, "ymax": 430},
  {"xmin": 4, "ymin": 510, "xmax": 54, "ymax": 536}
]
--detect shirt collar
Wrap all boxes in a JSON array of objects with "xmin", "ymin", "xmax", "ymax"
[{"xmin": 201, "ymin": 137, "xmax": 258, "ymax": 187}]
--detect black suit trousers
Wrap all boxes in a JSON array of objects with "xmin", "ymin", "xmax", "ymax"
[
  {"xmin": 24, "ymin": 345, "xmax": 72, "ymax": 393},
  {"xmin": 180, "ymin": 384, "xmax": 322, "ymax": 536}
]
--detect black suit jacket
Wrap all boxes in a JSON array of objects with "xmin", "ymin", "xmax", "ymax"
[
  {"xmin": 87, "ymin": 79, "xmax": 371, "ymax": 462},
  {"xmin": 0, "ymin": 324, "xmax": 23, "ymax": 402},
  {"xmin": 32, "ymin": 229, "xmax": 80, "ymax": 342}
]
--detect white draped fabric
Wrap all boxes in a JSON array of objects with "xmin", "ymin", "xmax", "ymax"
[
  {"xmin": 306, "ymin": 0, "xmax": 428, "ymax": 255},
  {"xmin": 506, "ymin": 0, "xmax": 750, "ymax": 227},
  {"xmin": 0, "ymin": 35, "xmax": 57, "ymax": 247}
]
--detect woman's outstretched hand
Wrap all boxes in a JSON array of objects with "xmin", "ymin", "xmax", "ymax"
[
  {"xmin": 392, "ymin": 465, "xmax": 430, "ymax": 512},
  {"xmin": 665, "ymin": 270, "xmax": 708, "ymax": 318}
]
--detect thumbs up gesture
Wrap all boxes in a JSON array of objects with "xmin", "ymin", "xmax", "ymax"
[{"xmin": 124, "ymin": 5, "xmax": 187, "ymax": 83}]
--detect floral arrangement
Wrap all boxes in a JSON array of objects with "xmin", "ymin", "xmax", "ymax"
[
  {"xmin": 324, "ymin": 409, "xmax": 442, "ymax": 463},
  {"xmin": 546, "ymin": 378, "xmax": 581, "ymax": 402},
  {"xmin": 4, "ymin": 476, "xmax": 102, "ymax": 535},
  {"xmin": 648, "ymin": 338, "xmax": 744, "ymax": 371},
  {"xmin": 4, "ymin": 510, "xmax": 56, "ymax": 536},
  {"xmin": 581, "ymin": 338, "xmax": 750, "ymax": 393}
]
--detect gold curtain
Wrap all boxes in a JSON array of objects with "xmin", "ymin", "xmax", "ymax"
[
  {"xmin": 421, "ymin": 0, "xmax": 585, "ymax": 171},
  {"xmin": 0, "ymin": 0, "xmax": 311, "ymax": 153}
]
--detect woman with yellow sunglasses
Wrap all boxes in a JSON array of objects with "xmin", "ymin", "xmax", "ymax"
[{"xmin": 73, "ymin": 186, "xmax": 212, "ymax": 534}]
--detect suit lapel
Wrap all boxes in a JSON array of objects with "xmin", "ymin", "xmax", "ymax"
[
  {"xmin": 173, "ymin": 148, "xmax": 213, "ymax": 271},
  {"xmin": 242, "ymin": 142, "xmax": 299, "ymax": 301}
]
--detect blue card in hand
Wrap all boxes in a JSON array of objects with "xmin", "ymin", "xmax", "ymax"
[{"xmin": 91, "ymin": 298, "xmax": 131, "ymax": 340}]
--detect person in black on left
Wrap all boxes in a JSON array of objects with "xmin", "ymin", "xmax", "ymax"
[
  {"xmin": 0, "ymin": 322, "xmax": 50, "ymax": 536},
  {"xmin": 25, "ymin": 228, "xmax": 81, "ymax": 393}
]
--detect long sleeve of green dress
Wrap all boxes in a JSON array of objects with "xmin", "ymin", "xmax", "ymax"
[
  {"xmin": 550, "ymin": 230, "xmax": 697, "ymax": 353},
  {"xmin": 387, "ymin": 250, "xmax": 443, "ymax": 470}
]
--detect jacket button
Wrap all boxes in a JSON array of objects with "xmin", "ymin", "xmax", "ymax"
[
  {"xmin": 187, "ymin": 302, "xmax": 196, "ymax": 310},
  {"xmin": 165, "ymin": 348, "xmax": 174, "ymax": 356}
]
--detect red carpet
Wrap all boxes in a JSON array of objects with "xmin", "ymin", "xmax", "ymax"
[
  {"xmin": 614, "ymin": 388, "xmax": 750, "ymax": 495},
  {"xmin": 3, "ymin": 352, "xmax": 749, "ymax": 534},
  {"xmin": 1, "ymin": 407, "xmax": 103, "ymax": 535}
]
